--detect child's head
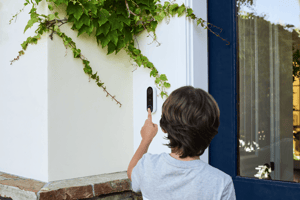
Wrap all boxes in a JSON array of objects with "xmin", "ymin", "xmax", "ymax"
[{"xmin": 159, "ymin": 86, "xmax": 220, "ymax": 159}]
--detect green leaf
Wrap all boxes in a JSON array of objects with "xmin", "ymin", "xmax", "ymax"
[
  {"xmin": 24, "ymin": 17, "xmax": 39, "ymax": 33},
  {"xmin": 150, "ymin": 68, "xmax": 158, "ymax": 77},
  {"xmin": 163, "ymin": 1, "xmax": 170, "ymax": 9},
  {"xmin": 77, "ymin": 24, "xmax": 94, "ymax": 37},
  {"xmin": 55, "ymin": 12, "xmax": 60, "ymax": 19},
  {"xmin": 160, "ymin": 91, "xmax": 166, "ymax": 99},
  {"xmin": 96, "ymin": 21, "xmax": 110, "ymax": 36},
  {"xmin": 82, "ymin": 1, "xmax": 98, "ymax": 16},
  {"xmin": 54, "ymin": 25, "xmax": 59, "ymax": 32},
  {"xmin": 80, "ymin": 14, "xmax": 91, "ymax": 26},
  {"xmin": 48, "ymin": 14, "xmax": 55, "ymax": 21},
  {"xmin": 48, "ymin": 4, "xmax": 53, "ymax": 11},
  {"xmin": 154, "ymin": 11, "xmax": 166, "ymax": 22},
  {"xmin": 83, "ymin": 59, "xmax": 90, "ymax": 65},
  {"xmin": 116, "ymin": 37, "xmax": 125, "ymax": 54},
  {"xmin": 98, "ymin": 33, "xmax": 111, "ymax": 48},
  {"xmin": 98, "ymin": 9, "xmax": 109, "ymax": 26},
  {"xmin": 197, "ymin": 19, "xmax": 202, "ymax": 26},
  {"xmin": 66, "ymin": 2, "xmax": 83, "ymax": 20},
  {"xmin": 187, "ymin": 8, "xmax": 193, "ymax": 15},
  {"xmin": 154, "ymin": 15, "xmax": 163, "ymax": 22},
  {"xmin": 147, "ymin": 62, "xmax": 154, "ymax": 69},
  {"xmin": 97, "ymin": 82, "xmax": 104, "ymax": 87},
  {"xmin": 118, "ymin": 15, "xmax": 131, "ymax": 26},
  {"xmin": 109, "ymin": 13, "xmax": 123, "ymax": 31},
  {"xmin": 35, "ymin": 0, "xmax": 42, "ymax": 4},
  {"xmin": 108, "ymin": 30, "xmax": 118, "ymax": 46},
  {"xmin": 150, "ymin": 21, "xmax": 158, "ymax": 32},
  {"xmin": 141, "ymin": 55, "xmax": 148, "ymax": 63},
  {"xmin": 111, "ymin": 20, "xmax": 123, "ymax": 31},
  {"xmin": 164, "ymin": 82, "xmax": 171, "ymax": 88},
  {"xmin": 134, "ymin": 15, "xmax": 140, "ymax": 23},
  {"xmin": 107, "ymin": 42, "xmax": 116, "ymax": 55},
  {"xmin": 160, "ymin": 74, "xmax": 168, "ymax": 81},
  {"xmin": 67, "ymin": 14, "xmax": 76, "ymax": 22},
  {"xmin": 169, "ymin": 3, "xmax": 179, "ymax": 11},
  {"xmin": 135, "ymin": 8, "xmax": 141, "ymax": 15},
  {"xmin": 155, "ymin": 77, "xmax": 160, "ymax": 84},
  {"xmin": 128, "ymin": 43, "xmax": 134, "ymax": 52},
  {"xmin": 190, "ymin": 14, "xmax": 196, "ymax": 20},
  {"xmin": 55, "ymin": 0, "xmax": 68, "ymax": 6},
  {"xmin": 133, "ymin": 49, "xmax": 141, "ymax": 56},
  {"xmin": 84, "ymin": 66, "xmax": 92, "ymax": 74},
  {"xmin": 136, "ymin": 0, "xmax": 150, "ymax": 6},
  {"xmin": 73, "ymin": 48, "xmax": 81, "ymax": 58},
  {"xmin": 177, "ymin": 4, "xmax": 186, "ymax": 17},
  {"xmin": 135, "ymin": 55, "xmax": 143, "ymax": 66},
  {"xmin": 116, "ymin": 4, "xmax": 128, "ymax": 16},
  {"xmin": 91, "ymin": 6, "xmax": 98, "ymax": 16},
  {"xmin": 21, "ymin": 41, "xmax": 28, "ymax": 50},
  {"xmin": 74, "ymin": 17, "xmax": 84, "ymax": 29},
  {"xmin": 92, "ymin": 19, "xmax": 99, "ymax": 29},
  {"xmin": 123, "ymin": 28, "xmax": 132, "ymax": 44},
  {"xmin": 91, "ymin": 72, "xmax": 98, "ymax": 79},
  {"xmin": 169, "ymin": 3, "xmax": 179, "ymax": 17}
]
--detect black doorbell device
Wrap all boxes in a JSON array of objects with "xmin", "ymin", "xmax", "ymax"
[{"xmin": 147, "ymin": 86, "xmax": 157, "ymax": 113}]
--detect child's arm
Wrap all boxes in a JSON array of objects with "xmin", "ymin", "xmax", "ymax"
[
  {"xmin": 128, "ymin": 108, "xmax": 157, "ymax": 181},
  {"xmin": 127, "ymin": 139, "xmax": 152, "ymax": 181}
]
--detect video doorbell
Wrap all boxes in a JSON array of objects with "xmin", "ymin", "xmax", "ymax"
[{"xmin": 147, "ymin": 86, "xmax": 157, "ymax": 113}]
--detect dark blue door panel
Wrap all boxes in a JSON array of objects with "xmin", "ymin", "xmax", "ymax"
[{"xmin": 208, "ymin": 0, "xmax": 237, "ymax": 178}]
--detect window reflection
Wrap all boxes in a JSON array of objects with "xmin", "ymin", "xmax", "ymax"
[{"xmin": 237, "ymin": 0, "xmax": 300, "ymax": 182}]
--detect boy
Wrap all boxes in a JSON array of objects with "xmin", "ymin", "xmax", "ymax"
[{"xmin": 127, "ymin": 86, "xmax": 236, "ymax": 200}]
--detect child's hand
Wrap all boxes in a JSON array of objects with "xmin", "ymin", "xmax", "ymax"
[{"xmin": 140, "ymin": 108, "xmax": 158, "ymax": 142}]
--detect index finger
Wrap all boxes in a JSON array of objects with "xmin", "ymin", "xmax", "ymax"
[{"xmin": 148, "ymin": 108, "xmax": 152, "ymax": 122}]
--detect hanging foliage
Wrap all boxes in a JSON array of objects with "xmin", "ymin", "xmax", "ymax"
[{"xmin": 10, "ymin": 0, "xmax": 229, "ymax": 108}]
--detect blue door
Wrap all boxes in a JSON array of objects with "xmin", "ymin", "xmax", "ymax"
[{"xmin": 208, "ymin": 0, "xmax": 300, "ymax": 199}]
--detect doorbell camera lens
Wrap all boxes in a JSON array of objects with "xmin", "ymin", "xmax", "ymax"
[{"xmin": 147, "ymin": 87, "xmax": 152, "ymax": 94}]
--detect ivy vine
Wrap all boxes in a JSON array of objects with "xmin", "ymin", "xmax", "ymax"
[{"xmin": 10, "ymin": 0, "xmax": 229, "ymax": 108}]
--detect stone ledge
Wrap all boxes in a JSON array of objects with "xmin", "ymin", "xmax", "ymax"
[{"xmin": 0, "ymin": 171, "xmax": 142, "ymax": 200}]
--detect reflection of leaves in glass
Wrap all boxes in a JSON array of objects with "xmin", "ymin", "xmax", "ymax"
[
  {"xmin": 293, "ymin": 47, "xmax": 300, "ymax": 82},
  {"xmin": 254, "ymin": 164, "xmax": 272, "ymax": 179},
  {"xmin": 239, "ymin": 139, "xmax": 260, "ymax": 152},
  {"xmin": 294, "ymin": 131, "xmax": 300, "ymax": 141},
  {"xmin": 237, "ymin": 0, "xmax": 255, "ymax": 9},
  {"xmin": 294, "ymin": 153, "xmax": 300, "ymax": 160}
]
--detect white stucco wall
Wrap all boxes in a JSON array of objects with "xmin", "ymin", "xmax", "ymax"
[
  {"xmin": 0, "ymin": 0, "xmax": 48, "ymax": 182},
  {"xmin": 47, "ymin": 3, "xmax": 134, "ymax": 181},
  {"xmin": 0, "ymin": 0, "xmax": 208, "ymax": 182}
]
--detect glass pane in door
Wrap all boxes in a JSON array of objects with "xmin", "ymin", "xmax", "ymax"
[{"xmin": 237, "ymin": 0, "xmax": 300, "ymax": 182}]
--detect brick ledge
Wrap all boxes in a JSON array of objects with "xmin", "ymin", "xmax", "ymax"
[{"xmin": 0, "ymin": 171, "xmax": 142, "ymax": 200}]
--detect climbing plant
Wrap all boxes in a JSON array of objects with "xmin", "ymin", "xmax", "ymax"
[{"xmin": 10, "ymin": 0, "xmax": 229, "ymax": 108}]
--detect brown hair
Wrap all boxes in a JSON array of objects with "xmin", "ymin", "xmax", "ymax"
[{"xmin": 159, "ymin": 86, "xmax": 220, "ymax": 159}]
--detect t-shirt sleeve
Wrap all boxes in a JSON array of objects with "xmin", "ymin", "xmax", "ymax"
[
  {"xmin": 131, "ymin": 153, "xmax": 147, "ymax": 193},
  {"xmin": 220, "ymin": 178, "xmax": 236, "ymax": 200}
]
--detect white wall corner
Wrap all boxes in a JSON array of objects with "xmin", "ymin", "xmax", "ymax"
[{"xmin": 0, "ymin": 0, "xmax": 49, "ymax": 182}]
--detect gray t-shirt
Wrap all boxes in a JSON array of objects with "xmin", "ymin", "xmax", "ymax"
[{"xmin": 131, "ymin": 152, "xmax": 236, "ymax": 200}]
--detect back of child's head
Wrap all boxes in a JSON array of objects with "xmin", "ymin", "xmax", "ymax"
[{"xmin": 159, "ymin": 86, "xmax": 220, "ymax": 159}]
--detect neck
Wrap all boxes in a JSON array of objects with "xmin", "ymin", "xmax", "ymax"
[{"xmin": 170, "ymin": 148, "xmax": 200, "ymax": 161}]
